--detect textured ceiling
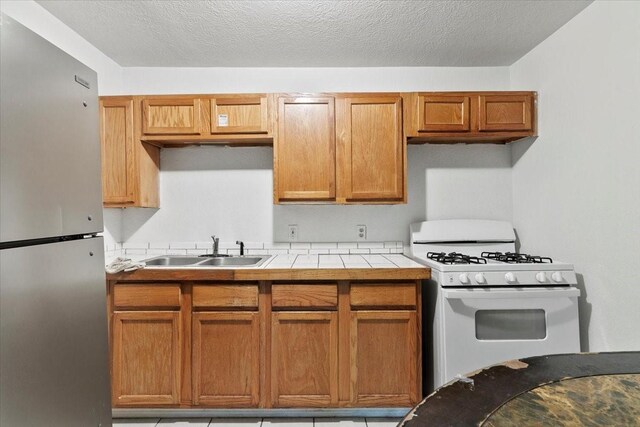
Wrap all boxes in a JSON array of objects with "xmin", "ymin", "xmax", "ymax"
[{"xmin": 37, "ymin": 0, "xmax": 592, "ymax": 67}]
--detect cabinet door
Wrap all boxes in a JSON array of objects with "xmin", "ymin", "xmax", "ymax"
[
  {"xmin": 275, "ymin": 97, "xmax": 336, "ymax": 202},
  {"xmin": 100, "ymin": 98, "xmax": 135, "ymax": 204},
  {"xmin": 271, "ymin": 311, "xmax": 338, "ymax": 407},
  {"xmin": 142, "ymin": 98, "xmax": 201, "ymax": 135},
  {"xmin": 417, "ymin": 95, "xmax": 470, "ymax": 132},
  {"xmin": 350, "ymin": 311, "xmax": 418, "ymax": 406},
  {"xmin": 210, "ymin": 96, "xmax": 268, "ymax": 134},
  {"xmin": 338, "ymin": 96, "xmax": 404, "ymax": 201},
  {"xmin": 192, "ymin": 312, "xmax": 260, "ymax": 407},
  {"xmin": 478, "ymin": 95, "xmax": 533, "ymax": 131},
  {"xmin": 111, "ymin": 311, "xmax": 181, "ymax": 406}
]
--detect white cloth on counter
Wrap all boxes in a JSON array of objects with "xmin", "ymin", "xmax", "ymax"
[{"xmin": 106, "ymin": 257, "xmax": 145, "ymax": 274}]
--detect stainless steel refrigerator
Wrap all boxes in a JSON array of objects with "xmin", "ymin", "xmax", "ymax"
[{"xmin": 0, "ymin": 14, "xmax": 112, "ymax": 427}]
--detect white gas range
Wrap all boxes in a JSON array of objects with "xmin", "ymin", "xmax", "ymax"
[{"xmin": 409, "ymin": 219, "xmax": 581, "ymax": 393}]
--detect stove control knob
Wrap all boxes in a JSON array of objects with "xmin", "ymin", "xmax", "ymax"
[
  {"xmin": 505, "ymin": 272, "xmax": 516, "ymax": 283},
  {"xmin": 551, "ymin": 272, "xmax": 564, "ymax": 283},
  {"xmin": 475, "ymin": 273, "xmax": 487, "ymax": 284},
  {"xmin": 459, "ymin": 273, "xmax": 470, "ymax": 284},
  {"xmin": 535, "ymin": 272, "xmax": 548, "ymax": 283}
]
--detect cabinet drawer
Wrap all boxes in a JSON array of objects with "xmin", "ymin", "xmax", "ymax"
[
  {"xmin": 350, "ymin": 283, "xmax": 416, "ymax": 308},
  {"xmin": 113, "ymin": 283, "xmax": 181, "ymax": 309},
  {"xmin": 272, "ymin": 284, "xmax": 337, "ymax": 309},
  {"xmin": 192, "ymin": 283, "xmax": 259, "ymax": 309}
]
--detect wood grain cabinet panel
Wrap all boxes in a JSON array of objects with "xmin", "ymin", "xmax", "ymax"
[
  {"xmin": 192, "ymin": 284, "xmax": 259, "ymax": 309},
  {"xmin": 100, "ymin": 96, "xmax": 160, "ymax": 208},
  {"xmin": 275, "ymin": 97, "xmax": 336, "ymax": 202},
  {"xmin": 338, "ymin": 96, "xmax": 404, "ymax": 201},
  {"xmin": 418, "ymin": 95, "xmax": 470, "ymax": 132},
  {"xmin": 350, "ymin": 310, "xmax": 418, "ymax": 406},
  {"xmin": 272, "ymin": 283, "xmax": 338, "ymax": 309},
  {"xmin": 192, "ymin": 312, "xmax": 260, "ymax": 407},
  {"xmin": 406, "ymin": 91, "xmax": 536, "ymax": 143},
  {"xmin": 142, "ymin": 98, "xmax": 201, "ymax": 135},
  {"xmin": 113, "ymin": 283, "xmax": 181, "ymax": 309},
  {"xmin": 478, "ymin": 94, "xmax": 533, "ymax": 131},
  {"xmin": 210, "ymin": 96, "xmax": 268, "ymax": 134},
  {"xmin": 271, "ymin": 311, "xmax": 338, "ymax": 407},
  {"xmin": 111, "ymin": 311, "xmax": 181, "ymax": 406},
  {"xmin": 100, "ymin": 98, "xmax": 135, "ymax": 205},
  {"xmin": 350, "ymin": 283, "xmax": 416, "ymax": 308}
]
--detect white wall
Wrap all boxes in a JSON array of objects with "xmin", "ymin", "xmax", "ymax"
[
  {"xmin": 510, "ymin": 0, "xmax": 640, "ymax": 351},
  {"xmin": 1, "ymin": 0, "xmax": 125, "ymax": 247},
  {"xmin": 121, "ymin": 66, "xmax": 512, "ymax": 244}
]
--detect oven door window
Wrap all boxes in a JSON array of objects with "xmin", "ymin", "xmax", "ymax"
[{"xmin": 475, "ymin": 309, "xmax": 546, "ymax": 340}]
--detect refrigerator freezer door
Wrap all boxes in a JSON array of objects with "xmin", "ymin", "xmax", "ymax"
[
  {"xmin": 0, "ymin": 237, "xmax": 111, "ymax": 427},
  {"xmin": 0, "ymin": 15, "xmax": 103, "ymax": 244}
]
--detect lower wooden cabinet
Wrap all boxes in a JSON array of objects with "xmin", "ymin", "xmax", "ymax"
[
  {"xmin": 111, "ymin": 311, "xmax": 181, "ymax": 406},
  {"xmin": 192, "ymin": 311, "xmax": 260, "ymax": 407},
  {"xmin": 350, "ymin": 310, "xmax": 418, "ymax": 406},
  {"xmin": 271, "ymin": 311, "xmax": 338, "ymax": 407},
  {"xmin": 108, "ymin": 280, "xmax": 422, "ymax": 409}
]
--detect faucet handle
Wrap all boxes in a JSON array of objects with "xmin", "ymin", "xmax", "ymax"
[
  {"xmin": 236, "ymin": 240, "xmax": 245, "ymax": 256},
  {"xmin": 211, "ymin": 235, "xmax": 219, "ymax": 242}
]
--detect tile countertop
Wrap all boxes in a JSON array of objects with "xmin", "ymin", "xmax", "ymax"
[
  {"xmin": 106, "ymin": 254, "xmax": 430, "ymax": 281},
  {"xmin": 262, "ymin": 254, "xmax": 425, "ymax": 269}
]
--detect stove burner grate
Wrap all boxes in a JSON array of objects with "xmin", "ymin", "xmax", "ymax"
[
  {"xmin": 481, "ymin": 252, "xmax": 553, "ymax": 264},
  {"xmin": 427, "ymin": 252, "xmax": 487, "ymax": 265}
]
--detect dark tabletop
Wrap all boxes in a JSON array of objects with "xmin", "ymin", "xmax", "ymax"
[{"xmin": 400, "ymin": 352, "xmax": 640, "ymax": 427}]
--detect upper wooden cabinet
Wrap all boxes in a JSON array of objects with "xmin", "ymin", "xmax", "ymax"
[
  {"xmin": 417, "ymin": 95, "xmax": 471, "ymax": 132},
  {"xmin": 275, "ymin": 96, "xmax": 336, "ymax": 202},
  {"xmin": 478, "ymin": 94, "xmax": 533, "ymax": 132},
  {"xmin": 274, "ymin": 93, "xmax": 406, "ymax": 204},
  {"xmin": 137, "ymin": 94, "xmax": 272, "ymax": 144},
  {"xmin": 337, "ymin": 96, "xmax": 404, "ymax": 202},
  {"xmin": 209, "ymin": 96, "xmax": 269, "ymax": 134},
  {"xmin": 142, "ymin": 97, "xmax": 202, "ymax": 135},
  {"xmin": 100, "ymin": 97, "xmax": 159, "ymax": 208},
  {"xmin": 406, "ymin": 91, "xmax": 536, "ymax": 143}
]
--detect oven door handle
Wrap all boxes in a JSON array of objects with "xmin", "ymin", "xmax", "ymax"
[{"xmin": 443, "ymin": 288, "xmax": 580, "ymax": 299}]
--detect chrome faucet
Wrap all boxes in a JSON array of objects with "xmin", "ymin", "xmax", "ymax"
[{"xmin": 211, "ymin": 235, "xmax": 220, "ymax": 256}]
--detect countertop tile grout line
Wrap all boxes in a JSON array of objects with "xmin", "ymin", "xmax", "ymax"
[{"xmin": 381, "ymin": 254, "xmax": 401, "ymax": 268}]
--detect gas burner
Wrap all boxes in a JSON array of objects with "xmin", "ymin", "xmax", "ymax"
[
  {"xmin": 427, "ymin": 252, "xmax": 488, "ymax": 265},
  {"xmin": 481, "ymin": 252, "xmax": 553, "ymax": 264}
]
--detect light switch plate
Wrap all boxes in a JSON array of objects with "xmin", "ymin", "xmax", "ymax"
[{"xmin": 288, "ymin": 225, "xmax": 299, "ymax": 242}]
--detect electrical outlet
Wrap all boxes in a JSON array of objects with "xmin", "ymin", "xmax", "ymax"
[
  {"xmin": 356, "ymin": 224, "xmax": 367, "ymax": 241},
  {"xmin": 288, "ymin": 225, "xmax": 299, "ymax": 242}
]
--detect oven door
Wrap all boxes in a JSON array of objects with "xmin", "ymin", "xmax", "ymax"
[{"xmin": 439, "ymin": 287, "xmax": 580, "ymax": 387}]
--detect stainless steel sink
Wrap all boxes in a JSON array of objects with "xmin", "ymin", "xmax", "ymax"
[
  {"xmin": 197, "ymin": 256, "xmax": 267, "ymax": 267},
  {"xmin": 144, "ymin": 256, "xmax": 204, "ymax": 266},
  {"xmin": 142, "ymin": 255, "xmax": 270, "ymax": 268}
]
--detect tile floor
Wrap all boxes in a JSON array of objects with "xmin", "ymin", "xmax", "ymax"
[{"xmin": 113, "ymin": 418, "xmax": 400, "ymax": 427}]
